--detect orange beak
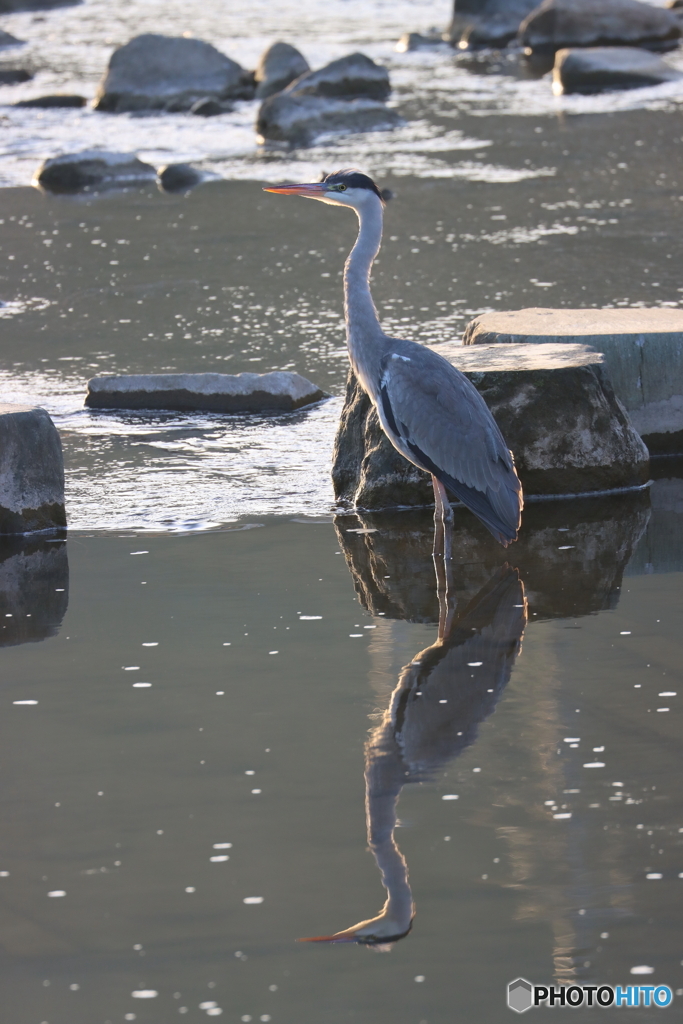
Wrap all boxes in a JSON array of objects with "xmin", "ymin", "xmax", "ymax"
[
  {"xmin": 263, "ymin": 182, "xmax": 328, "ymax": 198},
  {"xmin": 298, "ymin": 928, "xmax": 360, "ymax": 944}
]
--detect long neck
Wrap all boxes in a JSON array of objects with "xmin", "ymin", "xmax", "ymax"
[{"xmin": 344, "ymin": 200, "xmax": 386, "ymax": 393}]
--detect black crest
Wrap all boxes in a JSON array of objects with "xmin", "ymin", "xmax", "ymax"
[{"xmin": 324, "ymin": 169, "xmax": 385, "ymax": 202}]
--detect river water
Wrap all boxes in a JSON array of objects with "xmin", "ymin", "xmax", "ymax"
[{"xmin": 1, "ymin": 0, "xmax": 683, "ymax": 1021}]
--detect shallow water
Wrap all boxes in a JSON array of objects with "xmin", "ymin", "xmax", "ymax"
[
  {"xmin": 1, "ymin": 1, "xmax": 683, "ymax": 1020},
  {"xmin": 2, "ymin": 490, "xmax": 683, "ymax": 1023}
]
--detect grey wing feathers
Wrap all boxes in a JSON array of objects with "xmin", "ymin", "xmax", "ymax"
[{"xmin": 379, "ymin": 344, "xmax": 522, "ymax": 543}]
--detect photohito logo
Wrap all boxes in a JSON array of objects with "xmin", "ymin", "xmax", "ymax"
[{"xmin": 507, "ymin": 979, "xmax": 674, "ymax": 1012}]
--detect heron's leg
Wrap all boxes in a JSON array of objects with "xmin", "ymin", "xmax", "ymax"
[{"xmin": 432, "ymin": 476, "xmax": 455, "ymax": 640}]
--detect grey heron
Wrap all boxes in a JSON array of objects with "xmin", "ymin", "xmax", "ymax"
[
  {"xmin": 263, "ymin": 170, "xmax": 523, "ymax": 551},
  {"xmin": 298, "ymin": 565, "xmax": 527, "ymax": 946}
]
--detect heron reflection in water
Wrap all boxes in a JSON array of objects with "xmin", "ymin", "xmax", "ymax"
[{"xmin": 300, "ymin": 565, "xmax": 527, "ymax": 947}]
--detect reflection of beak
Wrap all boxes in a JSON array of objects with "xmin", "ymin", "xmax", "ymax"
[
  {"xmin": 263, "ymin": 183, "xmax": 328, "ymax": 198},
  {"xmin": 298, "ymin": 927, "xmax": 361, "ymax": 943}
]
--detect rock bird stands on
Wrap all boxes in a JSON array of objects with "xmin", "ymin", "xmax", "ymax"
[{"xmin": 264, "ymin": 170, "xmax": 523, "ymax": 546}]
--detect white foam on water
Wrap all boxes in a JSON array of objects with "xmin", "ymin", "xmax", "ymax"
[
  {"xmin": 131, "ymin": 990, "xmax": 158, "ymax": 998},
  {"xmin": 630, "ymin": 966, "xmax": 655, "ymax": 975},
  {"xmin": 442, "ymin": 794, "xmax": 459, "ymax": 801},
  {"xmin": 132, "ymin": 682, "xmax": 152, "ymax": 688},
  {"xmin": 210, "ymin": 855, "xmax": 229, "ymax": 862},
  {"xmin": 584, "ymin": 762, "xmax": 606, "ymax": 768},
  {"xmin": 243, "ymin": 896, "xmax": 264, "ymax": 904},
  {"xmin": 13, "ymin": 700, "xmax": 38, "ymax": 705},
  {"xmin": 47, "ymin": 890, "xmax": 66, "ymax": 897}
]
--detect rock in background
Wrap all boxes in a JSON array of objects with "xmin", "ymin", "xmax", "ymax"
[
  {"xmin": 464, "ymin": 307, "xmax": 683, "ymax": 453},
  {"xmin": 255, "ymin": 41, "xmax": 309, "ymax": 99},
  {"xmin": 0, "ymin": 405, "xmax": 66, "ymax": 535},
  {"xmin": 519, "ymin": 0, "xmax": 682, "ymax": 54},
  {"xmin": 332, "ymin": 343, "xmax": 649, "ymax": 509},
  {"xmin": 85, "ymin": 371, "xmax": 328, "ymax": 414},
  {"xmin": 94, "ymin": 33, "xmax": 254, "ymax": 113},
  {"xmin": 256, "ymin": 52, "xmax": 400, "ymax": 146},
  {"xmin": 34, "ymin": 150, "xmax": 157, "ymax": 193},
  {"xmin": 553, "ymin": 46, "xmax": 682, "ymax": 94},
  {"xmin": 448, "ymin": 0, "xmax": 540, "ymax": 48}
]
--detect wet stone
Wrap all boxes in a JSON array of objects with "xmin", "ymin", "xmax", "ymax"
[
  {"xmin": 0, "ymin": 405, "xmax": 66, "ymax": 535},
  {"xmin": 519, "ymin": 0, "xmax": 682, "ymax": 55},
  {"xmin": 85, "ymin": 371, "xmax": 329, "ymax": 414},
  {"xmin": 157, "ymin": 162, "xmax": 203, "ymax": 192},
  {"xmin": 395, "ymin": 31, "xmax": 446, "ymax": 53},
  {"xmin": 464, "ymin": 307, "xmax": 683, "ymax": 454},
  {"xmin": 14, "ymin": 94, "xmax": 87, "ymax": 108},
  {"xmin": 94, "ymin": 33, "xmax": 253, "ymax": 113},
  {"xmin": 257, "ymin": 94, "xmax": 401, "ymax": 146},
  {"xmin": 553, "ymin": 46, "xmax": 683, "ymax": 94},
  {"xmin": 332, "ymin": 343, "xmax": 649, "ymax": 509},
  {"xmin": 189, "ymin": 97, "xmax": 232, "ymax": 116},
  {"xmin": 0, "ymin": 68, "xmax": 31, "ymax": 84},
  {"xmin": 34, "ymin": 150, "xmax": 156, "ymax": 193},
  {"xmin": 257, "ymin": 52, "xmax": 397, "ymax": 146},
  {"xmin": 448, "ymin": 0, "xmax": 540, "ymax": 48},
  {"xmin": 0, "ymin": 30, "xmax": 24, "ymax": 47},
  {"xmin": 0, "ymin": 536, "xmax": 68, "ymax": 647},
  {"xmin": 282, "ymin": 52, "xmax": 391, "ymax": 101},
  {"xmin": 254, "ymin": 41, "xmax": 310, "ymax": 99},
  {"xmin": 335, "ymin": 488, "xmax": 650, "ymax": 624}
]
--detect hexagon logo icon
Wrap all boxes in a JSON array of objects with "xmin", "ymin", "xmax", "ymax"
[{"xmin": 508, "ymin": 978, "xmax": 534, "ymax": 1013}]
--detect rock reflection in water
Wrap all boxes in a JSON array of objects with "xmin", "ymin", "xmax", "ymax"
[
  {"xmin": 0, "ymin": 537, "xmax": 68, "ymax": 647},
  {"xmin": 336, "ymin": 490, "xmax": 650, "ymax": 623},
  {"xmin": 301, "ymin": 567, "xmax": 526, "ymax": 947}
]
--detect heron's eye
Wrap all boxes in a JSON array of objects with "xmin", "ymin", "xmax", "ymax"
[{"xmin": 337, "ymin": 184, "xmax": 347, "ymax": 192}]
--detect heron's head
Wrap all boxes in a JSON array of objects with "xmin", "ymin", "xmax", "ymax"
[
  {"xmin": 263, "ymin": 169, "xmax": 385, "ymax": 211},
  {"xmin": 298, "ymin": 906, "xmax": 414, "ymax": 947}
]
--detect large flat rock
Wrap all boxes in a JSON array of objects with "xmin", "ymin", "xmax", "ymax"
[
  {"xmin": 0, "ymin": 405, "xmax": 66, "ymax": 534},
  {"xmin": 332, "ymin": 342, "xmax": 649, "ymax": 509},
  {"xmin": 85, "ymin": 371, "xmax": 328, "ymax": 414},
  {"xmin": 463, "ymin": 307, "xmax": 683, "ymax": 453}
]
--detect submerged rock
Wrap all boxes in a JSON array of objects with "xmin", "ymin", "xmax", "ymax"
[
  {"xmin": 553, "ymin": 46, "xmax": 682, "ymax": 93},
  {"xmin": 464, "ymin": 307, "xmax": 683, "ymax": 454},
  {"xmin": 0, "ymin": 30, "xmax": 25, "ymax": 47},
  {"xmin": 0, "ymin": 536, "xmax": 68, "ymax": 647},
  {"xmin": 332, "ymin": 343, "xmax": 649, "ymax": 509},
  {"xmin": 94, "ymin": 33, "xmax": 252, "ymax": 113},
  {"xmin": 335, "ymin": 489, "xmax": 650, "ymax": 623},
  {"xmin": 0, "ymin": 68, "xmax": 32, "ymax": 84},
  {"xmin": 0, "ymin": 405, "xmax": 66, "ymax": 535},
  {"xmin": 85, "ymin": 371, "xmax": 328, "ymax": 414},
  {"xmin": 257, "ymin": 93, "xmax": 401, "ymax": 146},
  {"xmin": 14, "ymin": 94, "xmax": 87, "ymax": 108},
  {"xmin": 255, "ymin": 41, "xmax": 309, "ymax": 99},
  {"xmin": 448, "ymin": 0, "xmax": 539, "ymax": 48},
  {"xmin": 0, "ymin": 0, "xmax": 77, "ymax": 9},
  {"xmin": 157, "ymin": 162, "xmax": 203, "ymax": 192},
  {"xmin": 34, "ymin": 150, "xmax": 156, "ymax": 193},
  {"xmin": 395, "ymin": 31, "xmax": 446, "ymax": 52},
  {"xmin": 519, "ymin": 0, "xmax": 681, "ymax": 54},
  {"xmin": 189, "ymin": 96, "xmax": 233, "ymax": 116}
]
